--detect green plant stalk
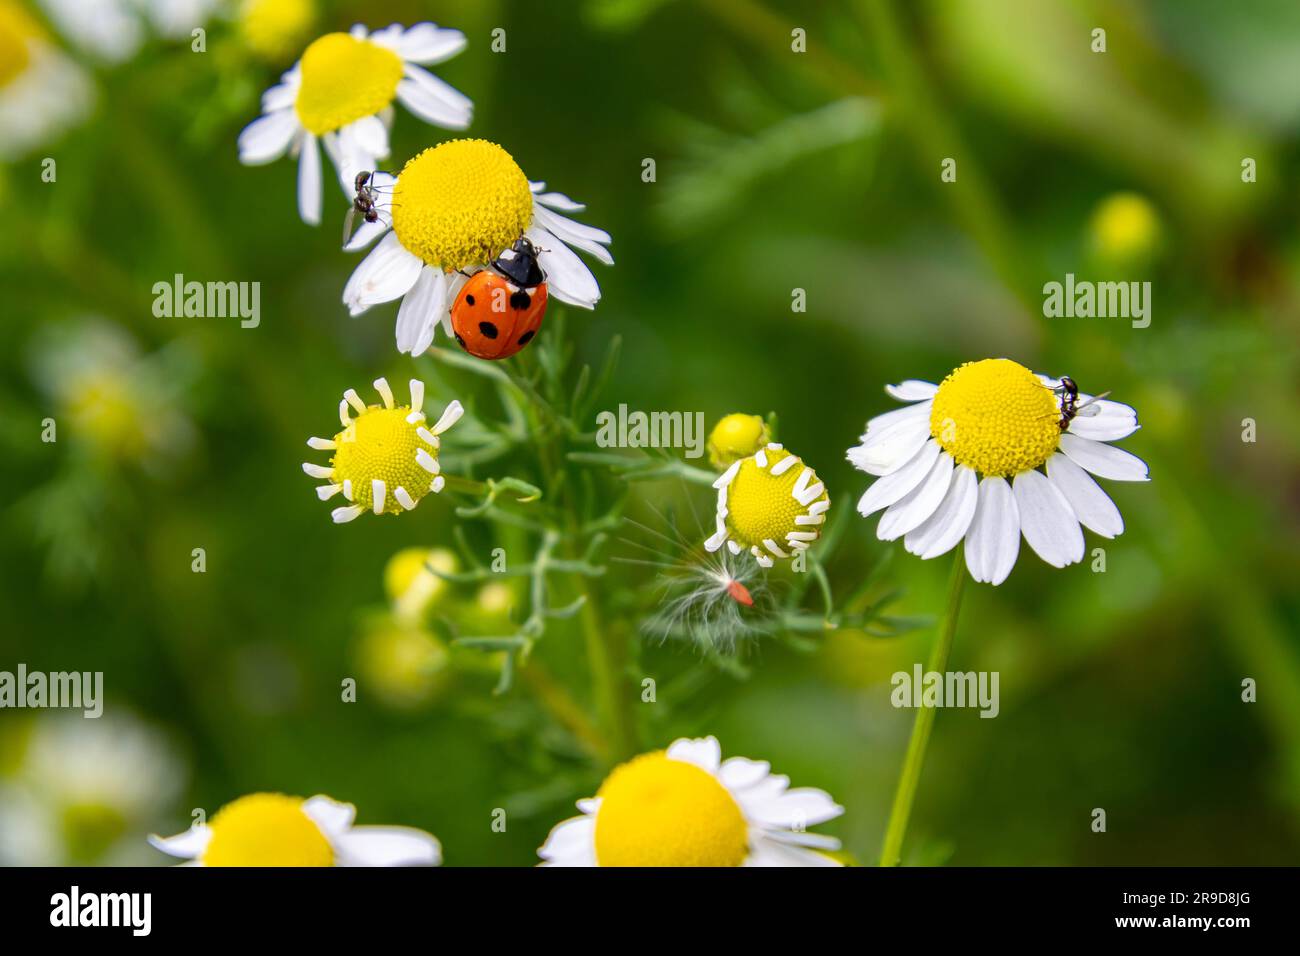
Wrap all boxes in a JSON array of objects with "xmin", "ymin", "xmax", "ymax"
[{"xmin": 879, "ymin": 549, "xmax": 967, "ymax": 866}]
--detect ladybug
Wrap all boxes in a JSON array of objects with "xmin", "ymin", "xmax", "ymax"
[{"xmin": 450, "ymin": 237, "xmax": 548, "ymax": 360}]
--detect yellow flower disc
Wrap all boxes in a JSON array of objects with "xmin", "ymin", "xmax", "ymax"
[
  {"xmin": 725, "ymin": 448, "xmax": 828, "ymax": 552},
  {"xmin": 332, "ymin": 405, "xmax": 439, "ymax": 516},
  {"xmin": 240, "ymin": 0, "xmax": 314, "ymax": 62},
  {"xmin": 0, "ymin": 1, "xmax": 39, "ymax": 89},
  {"xmin": 594, "ymin": 752, "xmax": 748, "ymax": 867},
  {"xmin": 202, "ymin": 794, "xmax": 333, "ymax": 867},
  {"xmin": 929, "ymin": 358, "xmax": 1060, "ymax": 477},
  {"xmin": 391, "ymin": 139, "xmax": 534, "ymax": 271},
  {"xmin": 294, "ymin": 32, "xmax": 403, "ymax": 135},
  {"xmin": 707, "ymin": 413, "xmax": 770, "ymax": 469}
]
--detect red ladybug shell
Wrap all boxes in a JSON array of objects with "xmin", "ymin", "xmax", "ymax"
[{"xmin": 450, "ymin": 272, "xmax": 548, "ymax": 360}]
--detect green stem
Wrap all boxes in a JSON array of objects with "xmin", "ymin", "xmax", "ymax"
[{"xmin": 879, "ymin": 549, "xmax": 967, "ymax": 866}]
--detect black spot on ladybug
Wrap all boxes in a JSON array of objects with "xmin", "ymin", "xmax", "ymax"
[
  {"xmin": 478, "ymin": 321, "xmax": 499, "ymax": 339},
  {"xmin": 517, "ymin": 330, "xmax": 535, "ymax": 347},
  {"xmin": 465, "ymin": 294, "xmax": 476, "ymax": 307},
  {"xmin": 510, "ymin": 290, "xmax": 531, "ymax": 310}
]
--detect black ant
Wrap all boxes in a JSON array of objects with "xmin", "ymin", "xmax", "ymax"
[
  {"xmin": 343, "ymin": 170, "xmax": 389, "ymax": 245},
  {"xmin": 1042, "ymin": 376, "xmax": 1111, "ymax": 431}
]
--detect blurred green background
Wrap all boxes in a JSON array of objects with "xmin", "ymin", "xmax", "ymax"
[{"xmin": 2, "ymin": 0, "xmax": 1299, "ymax": 866}]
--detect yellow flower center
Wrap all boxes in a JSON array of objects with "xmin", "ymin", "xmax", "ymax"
[
  {"xmin": 0, "ymin": 1, "xmax": 39, "ymax": 89},
  {"xmin": 240, "ymin": 0, "xmax": 314, "ymax": 62},
  {"xmin": 202, "ymin": 793, "xmax": 334, "ymax": 867},
  {"xmin": 332, "ymin": 405, "xmax": 439, "ymax": 516},
  {"xmin": 391, "ymin": 140, "xmax": 534, "ymax": 271},
  {"xmin": 707, "ymin": 413, "xmax": 770, "ymax": 469},
  {"xmin": 594, "ymin": 752, "xmax": 748, "ymax": 867},
  {"xmin": 294, "ymin": 32, "xmax": 403, "ymax": 135},
  {"xmin": 929, "ymin": 358, "xmax": 1060, "ymax": 477},
  {"xmin": 725, "ymin": 448, "xmax": 829, "ymax": 551}
]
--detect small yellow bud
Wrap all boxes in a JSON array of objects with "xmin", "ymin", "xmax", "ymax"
[{"xmin": 706, "ymin": 413, "xmax": 770, "ymax": 469}]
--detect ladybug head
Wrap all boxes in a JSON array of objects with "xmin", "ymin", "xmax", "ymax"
[{"xmin": 491, "ymin": 237, "xmax": 545, "ymax": 289}]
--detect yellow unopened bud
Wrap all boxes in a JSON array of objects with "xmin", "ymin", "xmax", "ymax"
[
  {"xmin": 706, "ymin": 413, "xmax": 770, "ymax": 469},
  {"xmin": 384, "ymin": 547, "xmax": 457, "ymax": 620}
]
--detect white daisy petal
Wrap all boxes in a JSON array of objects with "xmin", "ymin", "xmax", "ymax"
[
  {"xmin": 532, "ymin": 204, "xmax": 614, "ymax": 265},
  {"xmin": 148, "ymin": 825, "xmax": 211, "ymax": 860},
  {"xmin": 666, "ymin": 736, "xmax": 722, "ymax": 773},
  {"xmin": 527, "ymin": 225, "xmax": 601, "ymax": 308},
  {"xmin": 348, "ymin": 115, "xmax": 390, "ymax": 164},
  {"xmin": 1067, "ymin": 398, "xmax": 1140, "ymax": 441},
  {"xmin": 537, "ymin": 815, "xmax": 597, "ymax": 866},
  {"xmin": 396, "ymin": 65, "xmax": 472, "ymax": 130},
  {"xmin": 856, "ymin": 439, "xmax": 941, "ymax": 517},
  {"xmin": 904, "ymin": 463, "xmax": 979, "ymax": 559},
  {"xmin": 1059, "ymin": 433, "xmax": 1150, "ymax": 481},
  {"xmin": 965, "ymin": 476, "xmax": 1020, "ymax": 585},
  {"xmin": 345, "ymin": 217, "xmax": 390, "ymax": 252},
  {"xmin": 847, "ymin": 402, "xmax": 933, "ymax": 477},
  {"xmin": 343, "ymin": 231, "xmax": 425, "ymax": 316},
  {"xmin": 1047, "ymin": 452, "xmax": 1124, "ymax": 538},
  {"xmin": 745, "ymin": 835, "xmax": 841, "ymax": 867},
  {"xmin": 877, "ymin": 451, "xmax": 955, "ymax": 541},
  {"xmin": 237, "ymin": 109, "xmax": 299, "ymax": 165},
  {"xmin": 334, "ymin": 826, "xmax": 441, "ymax": 867},
  {"xmin": 301, "ymin": 795, "xmax": 357, "ymax": 837},
  {"xmin": 718, "ymin": 757, "xmax": 772, "ymax": 791},
  {"xmin": 395, "ymin": 266, "xmax": 448, "ymax": 355},
  {"xmin": 297, "ymin": 132, "xmax": 322, "ymax": 226},
  {"xmin": 745, "ymin": 787, "xmax": 844, "ymax": 828},
  {"xmin": 532, "ymin": 186, "xmax": 586, "ymax": 212},
  {"xmin": 1013, "ymin": 469, "xmax": 1085, "ymax": 568},
  {"xmin": 884, "ymin": 380, "xmax": 939, "ymax": 402},
  {"xmin": 374, "ymin": 22, "xmax": 467, "ymax": 64}
]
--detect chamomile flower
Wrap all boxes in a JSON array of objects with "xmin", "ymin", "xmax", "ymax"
[
  {"xmin": 706, "ymin": 412, "xmax": 771, "ymax": 469},
  {"xmin": 301, "ymin": 377, "xmax": 463, "ymax": 523},
  {"xmin": 149, "ymin": 793, "xmax": 440, "ymax": 866},
  {"xmin": 237, "ymin": 22, "xmax": 472, "ymax": 225},
  {"xmin": 538, "ymin": 736, "xmax": 843, "ymax": 867},
  {"xmin": 0, "ymin": 0, "xmax": 92, "ymax": 161},
  {"xmin": 847, "ymin": 358, "xmax": 1150, "ymax": 585},
  {"xmin": 342, "ymin": 138, "xmax": 613, "ymax": 355},
  {"xmin": 705, "ymin": 442, "xmax": 830, "ymax": 567}
]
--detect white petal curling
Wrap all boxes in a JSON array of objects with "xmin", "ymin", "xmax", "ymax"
[
  {"xmin": 237, "ymin": 108, "xmax": 299, "ymax": 165},
  {"xmin": 884, "ymin": 380, "xmax": 939, "ymax": 402},
  {"xmin": 665, "ymin": 736, "xmax": 722, "ymax": 773},
  {"xmin": 904, "ymin": 463, "xmax": 979, "ymax": 559},
  {"xmin": 877, "ymin": 451, "xmax": 954, "ymax": 541},
  {"xmin": 536, "ymin": 814, "xmax": 597, "ymax": 867},
  {"xmin": 1059, "ymin": 433, "xmax": 1150, "ymax": 481},
  {"xmin": 1066, "ymin": 398, "xmax": 1140, "ymax": 442},
  {"xmin": 856, "ymin": 439, "xmax": 941, "ymax": 517},
  {"xmin": 394, "ymin": 265, "xmax": 448, "ymax": 355},
  {"xmin": 396, "ymin": 64, "xmax": 472, "ymax": 129},
  {"xmin": 1047, "ymin": 452, "xmax": 1124, "ymax": 538},
  {"xmin": 334, "ymin": 826, "xmax": 441, "ymax": 867},
  {"xmin": 343, "ymin": 231, "xmax": 425, "ymax": 316},
  {"xmin": 297, "ymin": 132, "xmax": 322, "ymax": 226},
  {"xmin": 148, "ymin": 825, "xmax": 212, "ymax": 860},
  {"xmin": 531, "ymin": 184, "xmax": 586, "ymax": 212},
  {"xmin": 301, "ymin": 795, "xmax": 357, "ymax": 837},
  {"xmin": 526, "ymin": 225, "xmax": 601, "ymax": 308},
  {"xmin": 1013, "ymin": 469, "xmax": 1085, "ymax": 568},
  {"xmin": 965, "ymin": 476, "xmax": 1021, "ymax": 585}
]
